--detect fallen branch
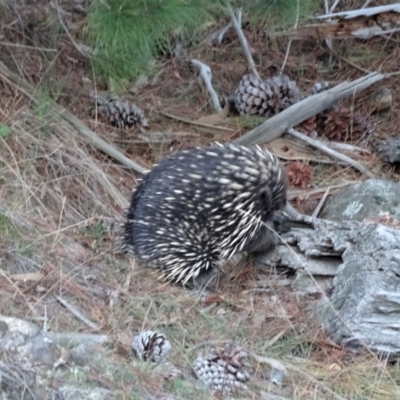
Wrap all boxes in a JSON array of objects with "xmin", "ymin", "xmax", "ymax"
[
  {"xmin": 280, "ymin": 0, "xmax": 300, "ymax": 75},
  {"xmin": 190, "ymin": 59, "xmax": 222, "ymax": 113},
  {"xmin": 56, "ymin": 296, "xmax": 101, "ymax": 331},
  {"xmin": 288, "ymin": 182, "xmax": 353, "ymax": 200},
  {"xmin": 157, "ymin": 110, "xmax": 234, "ymax": 134},
  {"xmin": 207, "ymin": 22, "xmax": 232, "ymax": 46},
  {"xmin": 287, "ymin": 128, "xmax": 375, "ymax": 178},
  {"xmin": 228, "ymin": 7, "xmax": 260, "ymax": 80},
  {"xmin": 278, "ymin": 4, "xmax": 400, "ymax": 40},
  {"xmin": 311, "ymin": 186, "xmax": 330, "ymax": 218},
  {"xmin": 327, "ymin": 141, "xmax": 372, "ymax": 154},
  {"xmin": 323, "ymin": 0, "xmax": 376, "ymax": 75},
  {"xmin": 318, "ymin": 3, "xmax": 400, "ymax": 20},
  {"xmin": 54, "ymin": 0, "xmax": 91, "ymax": 57},
  {"xmin": 233, "ymin": 72, "xmax": 385, "ymax": 146}
]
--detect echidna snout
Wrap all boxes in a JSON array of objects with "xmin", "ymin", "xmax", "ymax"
[{"xmin": 122, "ymin": 143, "xmax": 288, "ymax": 287}]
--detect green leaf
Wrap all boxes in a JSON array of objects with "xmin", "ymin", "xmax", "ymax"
[{"xmin": 0, "ymin": 124, "xmax": 11, "ymax": 138}]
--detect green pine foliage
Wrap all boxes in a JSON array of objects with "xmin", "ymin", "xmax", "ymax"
[
  {"xmin": 86, "ymin": 0, "xmax": 317, "ymax": 85},
  {"xmin": 241, "ymin": 0, "xmax": 319, "ymax": 29},
  {"xmin": 87, "ymin": 0, "xmax": 226, "ymax": 85}
]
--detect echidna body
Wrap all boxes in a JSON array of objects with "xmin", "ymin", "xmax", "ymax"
[{"xmin": 123, "ymin": 144, "xmax": 287, "ymax": 286}]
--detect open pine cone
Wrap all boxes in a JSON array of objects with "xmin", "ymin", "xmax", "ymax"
[
  {"xmin": 297, "ymin": 116, "xmax": 317, "ymax": 135},
  {"xmin": 131, "ymin": 330, "xmax": 172, "ymax": 363},
  {"xmin": 234, "ymin": 74, "xmax": 302, "ymax": 116},
  {"xmin": 317, "ymin": 107, "xmax": 374, "ymax": 142},
  {"xmin": 192, "ymin": 343, "xmax": 252, "ymax": 394},
  {"xmin": 287, "ymin": 161, "xmax": 313, "ymax": 189},
  {"xmin": 266, "ymin": 74, "xmax": 303, "ymax": 109},
  {"xmin": 97, "ymin": 97, "xmax": 149, "ymax": 132}
]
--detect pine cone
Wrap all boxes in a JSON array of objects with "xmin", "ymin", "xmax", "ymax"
[
  {"xmin": 192, "ymin": 343, "xmax": 252, "ymax": 394},
  {"xmin": 317, "ymin": 107, "xmax": 373, "ymax": 142},
  {"xmin": 266, "ymin": 74, "xmax": 303, "ymax": 109},
  {"xmin": 234, "ymin": 74, "xmax": 302, "ymax": 117},
  {"xmin": 131, "ymin": 330, "xmax": 172, "ymax": 363},
  {"xmin": 98, "ymin": 98, "xmax": 149, "ymax": 131},
  {"xmin": 297, "ymin": 116, "xmax": 317, "ymax": 135},
  {"xmin": 287, "ymin": 161, "xmax": 313, "ymax": 189}
]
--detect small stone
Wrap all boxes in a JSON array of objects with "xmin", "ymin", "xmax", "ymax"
[
  {"xmin": 26, "ymin": 335, "xmax": 63, "ymax": 367},
  {"xmin": 372, "ymin": 88, "xmax": 393, "ymax": 112},
  {"xmin": 69, "ymin": 343, "xmax": 97, "ymax": 366}
]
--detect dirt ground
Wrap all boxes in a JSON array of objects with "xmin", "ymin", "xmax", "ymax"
[{"xmin": 1, "ymin": 1, "xmax": 400, "ymax": 399}]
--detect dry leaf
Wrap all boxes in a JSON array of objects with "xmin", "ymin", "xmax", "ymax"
[
  {"xmin": 10, "ymin": 272, "xmax": 44, "ymax": 282},
  {"xmin": 196, "ymin": 100, "xmax": 229, "ymax": 126}
]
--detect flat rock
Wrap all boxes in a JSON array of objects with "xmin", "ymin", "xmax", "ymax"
[{"xmin": 322, "ymin": 179, "xmax": 400, "ymax": 222}]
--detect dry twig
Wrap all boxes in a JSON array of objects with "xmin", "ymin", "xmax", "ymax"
[
  {"xmin": 280, "ymin": 0, "xmax": 300, "ymax": 75},
  {"xmin": 190, "ymin": 59, "xmax": 222, "ymax": 112},
  {"xmin": 228, "ymin": 7, "xmax": 260, "ymax": 80},
  {"xmin": 311, "ymin": 187, "xmax": 331, "ymax": 218},
  {"xmin": 287, "ymin": 128, "xmax": 374, "ymax": 178},
  {"xmin": 56, "ymin": 296, "xmax": 101, "ymax": 331},
  {"xmin": 207, "ymin": 22, "xmax": 233, "ymax": 46}
]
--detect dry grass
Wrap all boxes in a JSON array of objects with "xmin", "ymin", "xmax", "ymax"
[{"xmin": 1, "ymin": 1, "xmax": 400, "ymax": 399}]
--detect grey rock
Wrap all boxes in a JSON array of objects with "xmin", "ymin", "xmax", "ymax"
[
  {"xmin": 374, "ymin": 136, "xmax": 400, "ymax": 163},
  {"xmin": 371, "ymin": 87, "xmax": 393, "ymax": 112},
  {"xmin": 0, "ymin": 317, "xmax": 40, "ymax": 338},
  {"xmin": 69, "ymin": 343, "xmax": 97, "ymax": 366},
  {"xmin": 316, "ymin": 221, "xmax": 400, "ymax": 356},
  {"xmin": 25, "ymin": 335, "xmax": 63, "ymax": 367},
  {"xmin": 260, "ymin": 368, "xmax": 285, "ymax": 386},
  {"xmin": 322, "ymin": 179, "xmax": 400, "ymax": 222},
  {"xmin": 259, "ymin": 217, "xmax": 400, "ymax": 355},
  {"xmin": 1, "ymin": 331, "xmax": 26, "ymax": 351}
]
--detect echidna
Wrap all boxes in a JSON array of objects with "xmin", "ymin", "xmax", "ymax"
[{"xmin": 122, "ymin": 143, "xmax": 288, "ymax": 288}]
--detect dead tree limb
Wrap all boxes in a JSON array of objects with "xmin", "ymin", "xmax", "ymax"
[
  {"xmin": 277, "ymin": 4, "xmax": 400, "ymax": 40},
  {"xmin": 233, "ymin": 72, "xmax": 385, "ymax": 146},
  {"xmin": 287, "ymin": 128, "xmax": 375, "ymax": 178}
]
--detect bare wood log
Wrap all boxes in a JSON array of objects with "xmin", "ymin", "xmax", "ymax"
[
  {"xmin": 234, "ymin": 72, "xmax": 385, "ymax": 146},
  {"xmin": 257, "ymin": 218, "xmax": 400, "ymax": 355},
  {"xmin": 276, "ymin": 4, "xmax": 400, "ymax": 40},
  {"xmin": 318, "ymin": 4, "xmax": 400, "ymax": 20}
]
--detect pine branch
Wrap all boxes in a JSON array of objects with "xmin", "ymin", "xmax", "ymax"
[{"xmin": 87, "ymin": 0, "xmax": 221, "ymax": 83}]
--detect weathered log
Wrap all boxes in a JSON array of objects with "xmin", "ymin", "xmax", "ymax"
[
  {"xmin": 257, "ymin": 218, "xmax": 400, "ymax": 356},
  {"xmin": 233, "ymin": 72, "xmax": 385, "ymax": 146},
  {"xmin": 275, "ymin": 4, "xmax": 400, "ymax": 40}
]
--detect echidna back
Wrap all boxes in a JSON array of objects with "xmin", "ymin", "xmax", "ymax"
[{"xmin": 123, "ymin": 144, "xmax": 287, "ymax": 284}]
